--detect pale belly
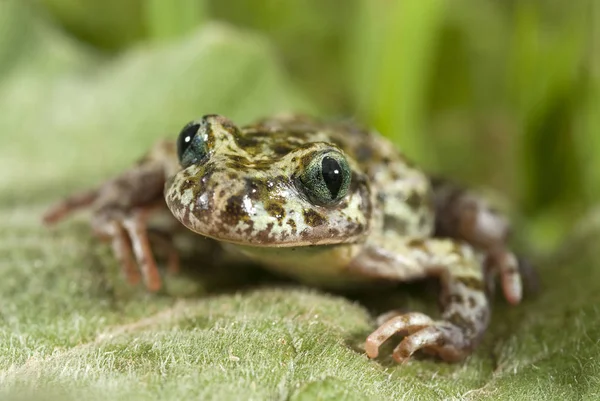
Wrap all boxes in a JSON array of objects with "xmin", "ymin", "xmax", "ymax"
[{"xmin": 230, "ymin": 243, "xmax": 385, "ymax": 289}]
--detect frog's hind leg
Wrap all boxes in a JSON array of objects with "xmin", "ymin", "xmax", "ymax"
[
  {"xmin": 431, "ymin": 178, "xmax": 522, "ymax": 305},
  {"xmin": 354, "ymin": 238, "xmax": 489, "ymax": 363}
]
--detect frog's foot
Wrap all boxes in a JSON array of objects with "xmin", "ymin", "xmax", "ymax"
[
  {"xmin": 365, "ymin": 313, "xmax": 470, "ymax": 363},
  {"xmin": 94, "ymin": 205, "xmax": 167, "ymax": 292},
  {"xmin": 44, "ymin": 194, "xmax": 168, "ymax": 290}
]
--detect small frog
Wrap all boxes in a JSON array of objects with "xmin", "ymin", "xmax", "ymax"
[{"xmin": 44, "ymin": 114, "xmax": 523, "ymax": 363}]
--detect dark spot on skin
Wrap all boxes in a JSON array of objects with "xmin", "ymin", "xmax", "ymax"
[
  {"xmin": 328, "ymin": 227, "xmax": 340, "ymax": 236},
  {"xmin": 219, "ymin": 189, "xmax": 226, "ymax": 198},
  {"xmin": 220, "ymin": 195, "xmax": 250, "ymax": 225},
  {"xmin": 300, "ymin": 229, "xmax": 311, "ymax": 239},
  {"xmin": 265, "ymin": 202, "xmax": 286, "ymax": 223},
  {"xmin": 383, "ymin": 214, "xmax": 408, "ymax": 234},
  {"xmin": 407, "ymin": 238, "xmax": 427, "ymax": 250},
  {"xmin": 252, "ymin": 160, "xmax": 273, "ymax": 171},
  {"xmin": 406, "ymin": 191, "xmax": 424, "ymax": 211},
  {"xmin": 242, "ymin": 219, "xmax": 255, "ymax": 236},
  {"xmin": 286, "ymin": 218, "xmax": 297, "ymax": 234},
  {"xmin": 228, "ymin": 172, "xmax": 238, "ymax": 180},
  {"xmin": 226, "ymin": 156, "xmax": 251, "ymax": 171},
  {"xmin": 234, "ymin": 135, "xmax": 261, "ymax": 149},
  {"xmin": 341, "ymin": 221, "xmax": 364, "ymax": 237},
  {"xmin": 255, "ymin": 223, "xmax": 274, "ymax": 243},
  {"xmin": 303, "ymin": 209, "xmax": 326, "ymax": 227},
  {"xmin": 445, "ymin": 312, "xmax": 473, "ymax": 333},
  {"xmin": 468, "ymin": 296, "xmax": 477, "ymax": 308},
  {"xmin": 272, "ymin": 143, "xmax": 295, "ymax": 156},
  {"xmin": 179, "ymin": 178, "xmax": 195, "ymax": 192}
]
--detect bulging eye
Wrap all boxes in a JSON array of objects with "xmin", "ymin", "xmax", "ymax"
[
  {"xmin": 299, "ymin": 151, "xmax": 351, "ymax": 205},
  {"xmin": 176, "ymin": 120, "xmax": 208, "ymax": 168}
]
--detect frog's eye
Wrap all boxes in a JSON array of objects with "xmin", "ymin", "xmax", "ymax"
[
  {"xmin": 299, "ymin": 151, "xmax": 351, "ymax": 205},
  {"xmin": 177, "ymin": 120, "xmax": 208, "ymax": 168}
]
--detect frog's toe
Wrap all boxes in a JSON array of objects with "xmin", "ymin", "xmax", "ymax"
[
  {"xmin": 107, "ymin": 220, "xmax": 141, "ymax": 285},
  {"xmin": 485, "ymin": 247, "xmax": 522, "ymax": 305},
  {"xmin": 365, "ymin": 312, "xmax": 434, "ymax": 359},
  {"xmin": 93, "ymin": 207, "xmax": 164, "ymax": 292},
  {"xmin": 392, "ymin": 324, "xmax": 468, "ymax": 363},
  {"xmin": 121, "ymin": 211, "xmax": 163, "ymax": 292},
  {"xmin": 365, "ymin": 313, "xmax": 473, "ymax": 363}
]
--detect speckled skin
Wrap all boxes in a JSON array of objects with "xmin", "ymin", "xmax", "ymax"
[{"xmin": 44, "ymin": 114, "xmax": 523, "ymax": 363}]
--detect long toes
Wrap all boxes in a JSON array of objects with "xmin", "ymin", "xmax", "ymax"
[
  {"xmin": 393, "ymin": 324, "xmax": 469, "ymax": 363},
  {"xmin": 365, "ymin": 312, "xmax": 434, "ymax": 359},
  {"xmin": 392, "ymin": 326, "xmax": 443, "ymax": 363},
  {"xmin": 123, "ymin": 214, "xmax": 162, "ymax": 292}
]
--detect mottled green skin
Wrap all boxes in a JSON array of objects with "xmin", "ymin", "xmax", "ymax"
[{"xmin": 165, "ymin": 115, "xmax": 433, "ymax": 286}]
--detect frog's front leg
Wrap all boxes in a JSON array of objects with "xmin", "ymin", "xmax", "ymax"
[
  {"xmin": 351, "ymin": 239, "xmax": 489, "ymax": 363},
  {"xmin": 43, "ymin": 140, "xmax": 179, "ymax": 291},
  {"xmin": 431, "ymin": 178, "xmax": 522, "ymax": 305}
]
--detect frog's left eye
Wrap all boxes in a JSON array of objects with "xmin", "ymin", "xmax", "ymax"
[
  {"xmin": 177, "ymin": 120, "xmax": 208, "ymax": 168},
  {"xmin": 299, "ymin": 151, "xmax": 351, "ymax": 206}
]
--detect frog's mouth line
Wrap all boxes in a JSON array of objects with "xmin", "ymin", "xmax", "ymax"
[{"xmin": 181, "ymin": 223, "xmax": 363, "ymax": 248}]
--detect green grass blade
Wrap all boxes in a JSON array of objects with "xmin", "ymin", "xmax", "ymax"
[{"xmin": 350, "ymin": 0, "xmax": 445, "ymax": 166}]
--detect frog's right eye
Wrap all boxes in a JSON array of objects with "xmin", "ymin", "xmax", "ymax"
[{"xmin": 177, "ymin": 121, "xmax": 208, "ymax": 168}]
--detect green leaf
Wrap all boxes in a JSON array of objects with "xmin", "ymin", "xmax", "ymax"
[{"xmin": 1, "ymin": 2, "xmax": 600, "ymax": 401}]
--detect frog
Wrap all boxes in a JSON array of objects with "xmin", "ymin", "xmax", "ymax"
[{"xmin": 43, "ymin": 114, "xmax": 524, "ymax": 363}]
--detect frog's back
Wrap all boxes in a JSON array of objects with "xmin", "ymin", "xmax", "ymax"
[{"xmin": 241, "ymin": 115, "xmax": 435, "ymax": 239}]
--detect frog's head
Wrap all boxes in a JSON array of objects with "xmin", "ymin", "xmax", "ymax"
[{"xmin": 165, "ymin": 114, "xmax": 372, "ymax": 247}]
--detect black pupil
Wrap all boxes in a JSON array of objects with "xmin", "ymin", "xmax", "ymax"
[
  {"xmin": 177, "ymin": 123, "xmax": 200, "ymax": 161},
  {"xmin": 321, "ymin": 156, "xmax": 343, "ymax": 199}
]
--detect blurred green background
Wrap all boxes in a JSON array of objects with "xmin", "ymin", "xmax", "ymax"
[
  {"xmin": 1, "ymin": 1, "xmax": 600, "ymax": 400},
  {"xmin": 35, "ymin": 0, "xmax": 599, "ymax": 251}
]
